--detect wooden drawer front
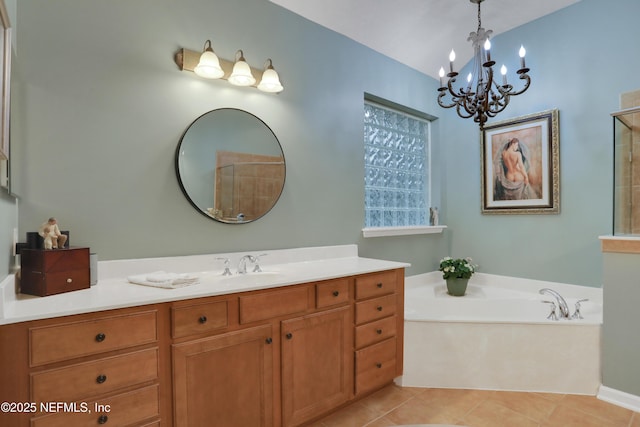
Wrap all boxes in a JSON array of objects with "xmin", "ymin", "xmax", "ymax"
[
  {"xmin": 355, "ymin": 315, "xmax": 396, "ymax": 349},
  {"xmin": 22, "ymin": 248, "xmax": 90, "ymax": 273},
  {"xmin": 30, "ymin": 383, "xmax": 160, "ymax": 427},
  {"xmin": 316, "ymin": 278, "xmax": 350, "ymax": 308},
  {"xmin": 31, "ymin": 348, "xmax": 158, "ymax": 402},
  {"xmin": 355, "ymin": 337, "xmax": 397, "ymax": 394},
  {"xmin": 239, "ymin": 286, "xmax": 313, "ymax": 324},
  {"xmin": 172, "ymin": 300, "xmax": 228, "ymax": 338},
  {"xmin": 354, "ymin": 271, "xmax": 397, "ymax": 300},
  {"xmin": 30, "ymin": 311, "xmax": 157, "ymax": 366},
  {"xmin": 21, "ymin": 270, "xmax": 90, "ymax": 297},
  {"xmin": 354, "ymin": 294, "xmax": 397, "ymax": 325}
]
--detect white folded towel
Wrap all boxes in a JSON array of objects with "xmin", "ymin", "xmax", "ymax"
[{"xmin": 127, "ymin": 271, "xmax": 199, "ymax": 289}]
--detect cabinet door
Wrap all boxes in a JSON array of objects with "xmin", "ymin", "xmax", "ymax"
[
  {"xmin": 281, "ymin": 306, "xmax": 352, "ymax": 427},
  {"xmin": 172, "ymin": 324, "xmax": 274, "ymax": 427}
]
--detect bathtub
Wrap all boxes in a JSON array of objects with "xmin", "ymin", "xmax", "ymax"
[{"xmin": 397, "ymin": 272, "xmax": 602, "ymax": 395}]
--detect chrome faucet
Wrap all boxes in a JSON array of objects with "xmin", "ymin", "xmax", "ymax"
[
  {"xmin": 237, "ymin": 255, "xmax": 257, "ymax": 275},
  {"xmin": 539, "ymin": 288, "xmax": 570, "ymax": 319}
]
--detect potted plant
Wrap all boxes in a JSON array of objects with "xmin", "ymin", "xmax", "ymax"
[{"xmin": 439, "ymin": 257, "xmax": 477, "ymax": 296}]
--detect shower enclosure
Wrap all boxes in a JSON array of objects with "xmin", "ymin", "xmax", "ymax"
[{"xmin": 613, "ymin": 106, "xmax": 640, "ymax": 235}]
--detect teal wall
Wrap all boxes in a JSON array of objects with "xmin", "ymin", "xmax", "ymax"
[
  {"xmin": 8, "ymin": 0, "xmax": 444, "ymax": 276},
  {"xmin": 1, "ymin": 0, "xmax": 639, "ymax": 288},
  {"xmin": 440, "ymin": 0, "xmax": 640, "ymax": 287}
]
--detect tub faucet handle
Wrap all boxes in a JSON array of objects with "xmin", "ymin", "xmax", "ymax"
[
  {"xmin": 571, "ymin": 298, "xmax": 589, "ymax": 320},
  {"xmin": 216, "ymin": 257, "xmax": 233, "ymax": 276},
  {"xmin": 542, "ymin": 300, "xmax": 558, "ymax": 321}
]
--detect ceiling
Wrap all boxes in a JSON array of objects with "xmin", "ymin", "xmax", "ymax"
[{"xmin": 269, "ymin": 0, "xmax": 581, "ymax": 79}]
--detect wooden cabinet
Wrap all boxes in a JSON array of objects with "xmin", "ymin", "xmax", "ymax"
[
  {"xmin": 172, "ymin": 324, "xmax": 274, "ymax": 427},
  {"xmin": 353, "ymin": 270, "xmax": 404, "ymax": 396},
  {"xmin": 281, "ymin": 306, "xmax": 352, "ymax": 427},
  {"xmin": 0, "ymin": 307, "xmax": 163, "ymax": 427},
  {"xmin": 0, "ymin": 267, "xmax": 404, "ymax": 427}
]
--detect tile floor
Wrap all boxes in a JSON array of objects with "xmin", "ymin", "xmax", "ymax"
[{"xmin": 309, "ymin": 385, "xmax": 640, "ymax": 427}]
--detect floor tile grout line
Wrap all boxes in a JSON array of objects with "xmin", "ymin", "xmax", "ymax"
[{"xmin": 361, "ymin": 394, "xmax": 420, "ymax": 426}]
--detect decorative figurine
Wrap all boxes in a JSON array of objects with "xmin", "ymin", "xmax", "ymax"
[
  {"xmin": 429, "ymin": 207, "xmax": 439, "ymax": 226},
  {"xmin": 38, "ymin": 217, "xmax": 67, "ymax": 249}
]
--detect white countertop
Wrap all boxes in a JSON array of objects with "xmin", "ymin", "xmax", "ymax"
[{"xmin": 0, "ymin": 245, "xmax": 409, "ymax": 325}]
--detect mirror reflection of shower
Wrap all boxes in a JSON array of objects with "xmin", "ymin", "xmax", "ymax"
[
  {"xmin": 214, "ymin": 151, "xmax": 285, "ymax": 222},
  {"xmin": 612, "ymin": 105, "xmax": 640, "ymax": 235}
]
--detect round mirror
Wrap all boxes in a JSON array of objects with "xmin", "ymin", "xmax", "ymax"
[{"xmin": 176, "ymin": 108, "xmax": 286, "ymax": 223}]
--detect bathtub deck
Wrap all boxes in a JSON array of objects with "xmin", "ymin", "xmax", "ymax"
[{"xmin": 400, "ymin": 272, "xmax": 603, "ymax": 394}]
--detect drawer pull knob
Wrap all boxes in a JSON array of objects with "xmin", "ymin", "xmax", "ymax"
[
  {"xmin": 376, "ymin": 329, "xmax": 383, "ymax": 334},
  {"xmin": 332, "ymin": 291, "xmax": 340, "ymax": 297},
  {"xmin": 96, "ymin": 374, "xmax": 107, "ymax": 384},
  {"xmin": 376, "ymin": 363, "xmax": 383, "ymax": 369},
  {"xmin": 265, "ymin": 337, "xmax": 273, "ymax": 344},
  {"xmin": 285, "ymin": 333, "xmax": 293, "ymax": 340},
  {"xmin": 66, "ymin": 278, "xmax": 73, "ymax": 283},
  {"xmin": 95, "ymin": 333, "xmax": 106, "ymax": 342},
  {"xmin": 98, "ymin": 415, "xmax": 109, "ymax": 424},
  {"xmin": 377, "ymin": 306, "xmax": 383, "ymax": 311},
  {"xmin": 198, "ymin": 315, "xmax": 207, "ymax": 324},
  {"xmin": 377, "ymin": 283, "xmax": 383, "ymax": 288}
]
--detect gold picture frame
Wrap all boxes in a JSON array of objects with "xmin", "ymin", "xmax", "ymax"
[
  {"xmin": 0, "ymin": 0, "xmax": 10, "ymax": 162},
  {"xmin": 481, "ymin": 109, "xmax": 560, "ymax": 214}
]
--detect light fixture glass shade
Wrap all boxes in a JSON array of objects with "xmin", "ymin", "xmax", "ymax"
[
  {"xmin": 194, "ymin": 42, "xmax": 224, "ymax": 79},
  {"xmin": 257, "ymin": 61, "xmax": 283, "ymax": 93},
  {"xmin": 228, "ymin": 51, "xmax": 256, "ymax": 86}
]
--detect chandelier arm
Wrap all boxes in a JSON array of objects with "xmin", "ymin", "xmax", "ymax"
[
  {"xmin": 507, "ymin": 73, "xmax": 531, "ymax": 97},
  {"xmin": 437, "ymin": 91, "xmax": 459, "ymax": 109},
  {"xmin": 456, "ymin": 103, "xmax": 476, "ymax": 119}
]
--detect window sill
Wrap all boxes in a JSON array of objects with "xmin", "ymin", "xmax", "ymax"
[{"xmin": 362, "ymin": 225, "xmax": 447, "ymax": 238}]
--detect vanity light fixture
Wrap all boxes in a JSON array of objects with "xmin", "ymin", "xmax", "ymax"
[
  {"xmin": 257, "ymin": 59, "xmax": 284, "ymax": 93},
  {"xmin": 193, "ymin": 40, "xmax": 224, "ymax": 79},
  {"xmin": 175, "ymin": 41, "xmax": 284, "ymax": 93},
  {"xmin": 228, "ymin": 50, "xmax": 256, "ymax": 86}
]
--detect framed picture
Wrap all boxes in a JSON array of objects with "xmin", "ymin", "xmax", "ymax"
[
  {"xmin": 0, "ymin": 1, "xmax": 9, "ymax": 162},
  {"xmin": 481, "ymin": 109, "xmax": 559, "ymax": 214}
]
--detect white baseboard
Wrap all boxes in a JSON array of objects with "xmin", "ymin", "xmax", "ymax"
[{"xmin": 598, "ymin": 385, "xmax": 640, "ymax": 412}]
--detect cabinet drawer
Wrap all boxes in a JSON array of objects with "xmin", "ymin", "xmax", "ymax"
[
  {"xmin": 354, "ymin": 271, "xmax": 397, "ymax": 300},
  {"xmin": 30, "ymin": 384, "xmax": 160, "ymax": 427},
  {"xmin": 24, "ymin": 269, "xmax": 90, "ymax": 297},
  {"xmin": 316, "ymin": 278, "xmax": 350, "ymax": 308},
  {"xmin": 30, "ymin": 311, "xmax": 157, "ymax": 366},
  {"xmin": 31, "ymin": 348, "xmax": 159, "ymax": 402},
  {"xmin": 172, "ymin": 300, "xmax": 229, "ymax": 338},
  {"xmin": 354, "ymin": 294, "xmax": 396, "ymax": 325},
  {"xmin": 239, "ymin": 286, "xmax": 313, "ymax": 324},
  {"xmin": 355, "ymin": 337, "xmax": 397, "ymax": 394},
  {"xmin": 355, "ymin": 315, "xmax": 396, "ymax": 349}
]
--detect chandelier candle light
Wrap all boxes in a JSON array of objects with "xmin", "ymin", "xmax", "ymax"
[{"xmin": 437, "ymin": 0, "xmax": 531, "ymax": 129}]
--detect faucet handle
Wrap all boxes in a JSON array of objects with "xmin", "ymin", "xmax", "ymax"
[
  {"xmin": 542, "ymin": 300, "xmax": 558, "ymax": 321},
  {"xmin": 216, "ymin": 257, "xmax": 233, "ymax": 276},
  {"xmin": 252, "ymin": 253, "xmax": 268, "ymax": 273},
  {"xmin": 571, "ymin": 298, "xmax": 589, "ymax": 320}
]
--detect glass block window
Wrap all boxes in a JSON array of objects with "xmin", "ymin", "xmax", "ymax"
[{"xmin": 364, "ymin": 100, "xmax": 430, "ymax": 228}]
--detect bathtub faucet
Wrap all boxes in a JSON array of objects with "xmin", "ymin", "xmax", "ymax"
[{"xmin": 539, "ymin": 288, "xmax": 570, "ymax": 319}]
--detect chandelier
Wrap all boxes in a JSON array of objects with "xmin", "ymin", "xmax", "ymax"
[{"xmin": 437, "ymin": 0, "xmax": 531, "ymax": 129}]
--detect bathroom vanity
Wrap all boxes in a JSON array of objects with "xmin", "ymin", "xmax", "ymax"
[{"xmin": 0, "ymin": 245, "xmax": 407, "ymax": 427}]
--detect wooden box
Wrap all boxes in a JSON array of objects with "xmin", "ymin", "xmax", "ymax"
[{"xmin": 20, "ymin": 247, "xmax": 90, "ymax": 296}]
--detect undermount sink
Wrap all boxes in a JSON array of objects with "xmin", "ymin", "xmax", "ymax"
[{"xmin": 201, "ymin": 270, "xmax": 286, "ymax": 287}]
